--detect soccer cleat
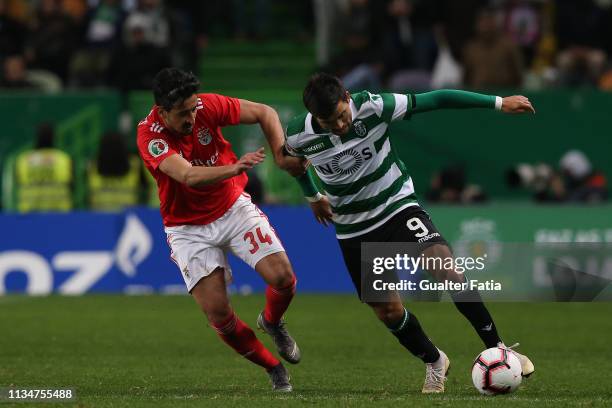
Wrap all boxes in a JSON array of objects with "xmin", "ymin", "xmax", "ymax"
[
  {"xmin": 499, "ymin": 342, "xmax": 535, "ymax": 378},
  {"xmin": 421, "ymin": 349, "xmax": 450, "ymax": 394},
  {"xmin": 257, "ymin": 312, "xmax": 301, "ymax": 364},
  {"xmin": 267, "ymin": 363, "xmax": 292, "ymax": 392}
]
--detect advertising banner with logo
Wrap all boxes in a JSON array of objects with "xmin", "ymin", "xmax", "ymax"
[
  {"xmin": 1, "ymin": 205, "xmax": 611, "ymax": 297},
  {"xmin": 0, "ymin": 207, "xmax": 350, "ymax": 295}
]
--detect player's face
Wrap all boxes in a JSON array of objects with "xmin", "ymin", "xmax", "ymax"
[
  {"xmin": 316, "ymin": 93, "xmax": 352, "ymax": 135},
  {"xmin": 161, "ymin": 94, "xmax": 198, "ymax": 136}
]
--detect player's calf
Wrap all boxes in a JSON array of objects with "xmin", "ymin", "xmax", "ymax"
[
  {"xmin": 371, "ymin": 303, "xmax": 442, "ymax": 364},
  {"xmin": 257, "ymin": 253, "xmax": 298, "ymax": 326}
]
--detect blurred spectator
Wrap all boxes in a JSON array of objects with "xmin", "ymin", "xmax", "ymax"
[
  {"xmin": 330, "ymin": 0, "xmax": 385, "ymax": 91},
  {"xmin": 123, "ymin": 0, "xmax": 170, "ymax": 48},
  {"xmin": 162, "ymin": 0, "xmax": 207, "ymax": 71},
  {"xmin": 26, "ymin": 0, "xmax": 78, "ymax": 82},
  {"xmin": 506, "ymin": 150, "xmax": 608, "ymax": 203},
  {"xmin": 70, "ymin": 0, "xmax": 126, "ymax": 86},
  {"xmin": 87, "ymin": 131, "xmax": 142, "ymax": 211},
  {"xmin": 383, "ymin": 0, "xmax": 438, "ymax": 72},
  {"xmin": 232, "ymin": 0, "xmax": 271, "ymax": 40},
  {"xmin": 429, "ymin": 29, "xmax": 463, "ymax": 89},
  {"xmin": 557, "ymin": 150, "xmax": 607, "ymax": 203},
  {"xmin": 438, "ymin": 0, "xmax": 487, "ymax": 62},
  {"xmin": 0, "ymin": 0, "xmax": 27, "ymax": 56},
  {"xmin": 463, "ymin": 7, "xmax": 524, "ymax": 89},
  {"xmin": 107, "ymin": 14, "xmax": 171, "ymax": 91},
  {"xmin": 556, "ymin": 0, "xmax": 612, "ymax": 87},
  {"xmin": 383, "ymin": 0, "xmax": 439, "ymax": 91},
  {"xmin": 426, "ymin": 164, "xmax": 487, "ymax": 204},
  {"xmin": 14, "ymin": 123, "xmax": 73, "ymax": 212},
  {"xmin": 63, "ymin": 0, "xmax": 88, "ymax": 21},
  {"xmin": 527, "ymin": 0, "xmax": 557, "ymax": 87},
  {"xmin": 0, "ymin": 55, "xmax": 38, "ymax": 89},
  {"xmin": 501, "ymin": 0, "xmax": 541, "ymax": 66}
]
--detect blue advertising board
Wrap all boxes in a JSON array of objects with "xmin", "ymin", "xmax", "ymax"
[{"xmin": 0, "ymin": 207, "xmax": 353, "ymax": 295}]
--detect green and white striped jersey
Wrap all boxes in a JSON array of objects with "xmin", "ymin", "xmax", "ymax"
[{"xmin": 285, "ymin": 91, "xmax": 419, "ymax": 239}]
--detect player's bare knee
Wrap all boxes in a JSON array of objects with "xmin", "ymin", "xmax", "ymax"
[
  {"xmin": 259, "ymin": 254, "xmax": 295, "ymax": 289},
  {"xmin": 205, "ymin": 303, "xmax": 233, "ymax": 326}
]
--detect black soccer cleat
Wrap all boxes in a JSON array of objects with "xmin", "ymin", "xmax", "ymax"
[
  {"xmin": 267, "ymin": 363, "xmax": 292, "ymax": 392},
  {"xmin": 257, "ymin": 312, "xmax": 301, "ymax": 364}
]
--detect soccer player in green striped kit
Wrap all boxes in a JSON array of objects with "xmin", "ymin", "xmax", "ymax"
[{"xmin": 283, "ymin": 73, "xmax": 536, "ymax": 393}]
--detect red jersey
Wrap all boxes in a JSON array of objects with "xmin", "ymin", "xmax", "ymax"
[{"xmin": 137, "ymin": 93, "xmax": 247, "ymax": 227}]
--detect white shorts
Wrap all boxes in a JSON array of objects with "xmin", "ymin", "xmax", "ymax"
[{"xmin": 165, "ymin": 194, "xmax": 285, "ymax": 292}]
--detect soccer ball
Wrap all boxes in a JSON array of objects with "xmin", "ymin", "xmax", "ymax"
[{"xmin": 471, "ymin": 347, "xmax": 522, "ymax": 395}]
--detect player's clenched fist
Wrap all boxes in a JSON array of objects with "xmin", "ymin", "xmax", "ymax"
[{"xmin": 501, "ymin": 96, "xmax": 536, "ymax": 114}]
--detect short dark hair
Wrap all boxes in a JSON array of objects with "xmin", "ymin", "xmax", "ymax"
[
  {"xmin": 303, "ymin": 73, "xmax": 347, "ymax": 118},
  {"xmin": 153, "ymin": 68, "xmax": 200, "ymax": 111}
]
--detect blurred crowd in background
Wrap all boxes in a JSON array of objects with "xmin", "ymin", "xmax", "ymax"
[
  {"xmin": 319, "ymin": 0, "xmax": 612, "ymax": 92},
  {"xmin": 0, "ymin": 0, "xmax": 609, "ymax": 213},
  {"xmin": 1, "ymin": 0, "xmax": 612, "ymax": 92}
]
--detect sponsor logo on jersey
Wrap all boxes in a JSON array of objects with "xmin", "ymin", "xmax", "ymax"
[
  {"xmin": 353, "ymin": 120, "xmax": 367, "ymax": 137},
  {"xmin": 331, "ymin": 149, "xmax": 363, "ymax": 175},
  {"xmin": 191, "ymin": 150, "xmax": 219, "ymax": 167},
  {"xmin": 316, "ymin": 146, "xmax": 373, "ymax": 176},
  {"xmin": 303, "ymin": 142, "xmax": 326, "ymax": 154},
  {"xmin": 197, "ymin": 128, "xmax": 212, "ymax": 145},
  {"xmin": 148, "ymin": 139, "xmax": 169, "ymax": 158}
]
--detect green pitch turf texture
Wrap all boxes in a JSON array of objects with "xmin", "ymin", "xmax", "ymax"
[{"xmin": 1, "ymin": 295, "xmax": 610, "ymax": 407}]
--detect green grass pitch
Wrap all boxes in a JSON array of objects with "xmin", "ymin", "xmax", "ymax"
[{"xmin": 1, "ymin": 295, "xmax": 611, "ymax": 407}]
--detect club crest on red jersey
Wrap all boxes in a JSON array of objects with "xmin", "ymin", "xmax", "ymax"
[{"xmin": 197, "ymin": 128, "xmax": 212, "ymax": 145}]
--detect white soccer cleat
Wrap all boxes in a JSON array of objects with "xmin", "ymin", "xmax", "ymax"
[
  {"xmin": 421, "ymin": 349, "xmax": 450, "ymax": 394},
  {"xmin": 499, "ymin": 342, "xmax": 535, "ymax": 378}
]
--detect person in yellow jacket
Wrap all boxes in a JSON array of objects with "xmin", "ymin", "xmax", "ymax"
[
  {"xmin": 15, "ymin": 123, "xmax": 73, "ymax": 212},
  {"xmin": 87, "ymin": 131, "xmax": 143, "ymax": 211}
]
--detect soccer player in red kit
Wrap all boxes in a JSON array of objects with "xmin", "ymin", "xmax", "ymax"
[{"xmin": 137, "ymin": 68, "xmax": 305, "ymax": 392}]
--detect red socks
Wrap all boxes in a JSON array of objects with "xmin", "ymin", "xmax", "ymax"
[
  {"xmin": 264, "ymin": 275, "xmax": 297, "ymax": 325},
  {"xmin": 211, "ymin": 312, "xmax": 279, "ymax": 370}
]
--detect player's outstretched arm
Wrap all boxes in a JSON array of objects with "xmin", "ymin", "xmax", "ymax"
[
  {"xmin": 238, "ymin": 99, "xmax": 308, "ymax": 176},
  {"xmin": 411, "ymin": 90, "xmax": 535, "ymax": 115},
  {"xmin": 159, "ymin": 149, "xmax": 265, "ymax": 188}
]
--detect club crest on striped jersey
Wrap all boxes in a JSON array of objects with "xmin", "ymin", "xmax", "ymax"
[
  {"xmin": 148, "ymin": 139, "xmax": 168, "ymax": 157},
  {"xmin": 197, "ymin": 128, "xmax": 212, "ymax": 145},
  {"xmin": 353, "ymin": 120, "xmax": 367, "ymax": 137},
  {"xmin": 332, "ymin": 149, "xmax": 363, "ymax": 175}
]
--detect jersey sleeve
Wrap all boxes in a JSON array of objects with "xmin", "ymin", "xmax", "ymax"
[
  {"xmin": 284, "ymin": 112, "xmax": 309, "ymax": 158},
  {"xmin": 411, "ymin": 90, "xmax": 496, "ymax": 114},
  {"xmin": 137, "ymin": 125, "xmax": 178, "ymax": 170},
  {"xmin": 371, "ymin": 90, "xmax": 497, "ymax": 122},
  {"xmin": 353, "ymin": 91, "xmax": 412, "ymax": 123},
  {"xmin": 201, "ymin": 93, "xmax": 241, "ymax": 126},
  {"xmin": 296, "ymin": 169, "xmax": 320, "ymax": 198}
]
